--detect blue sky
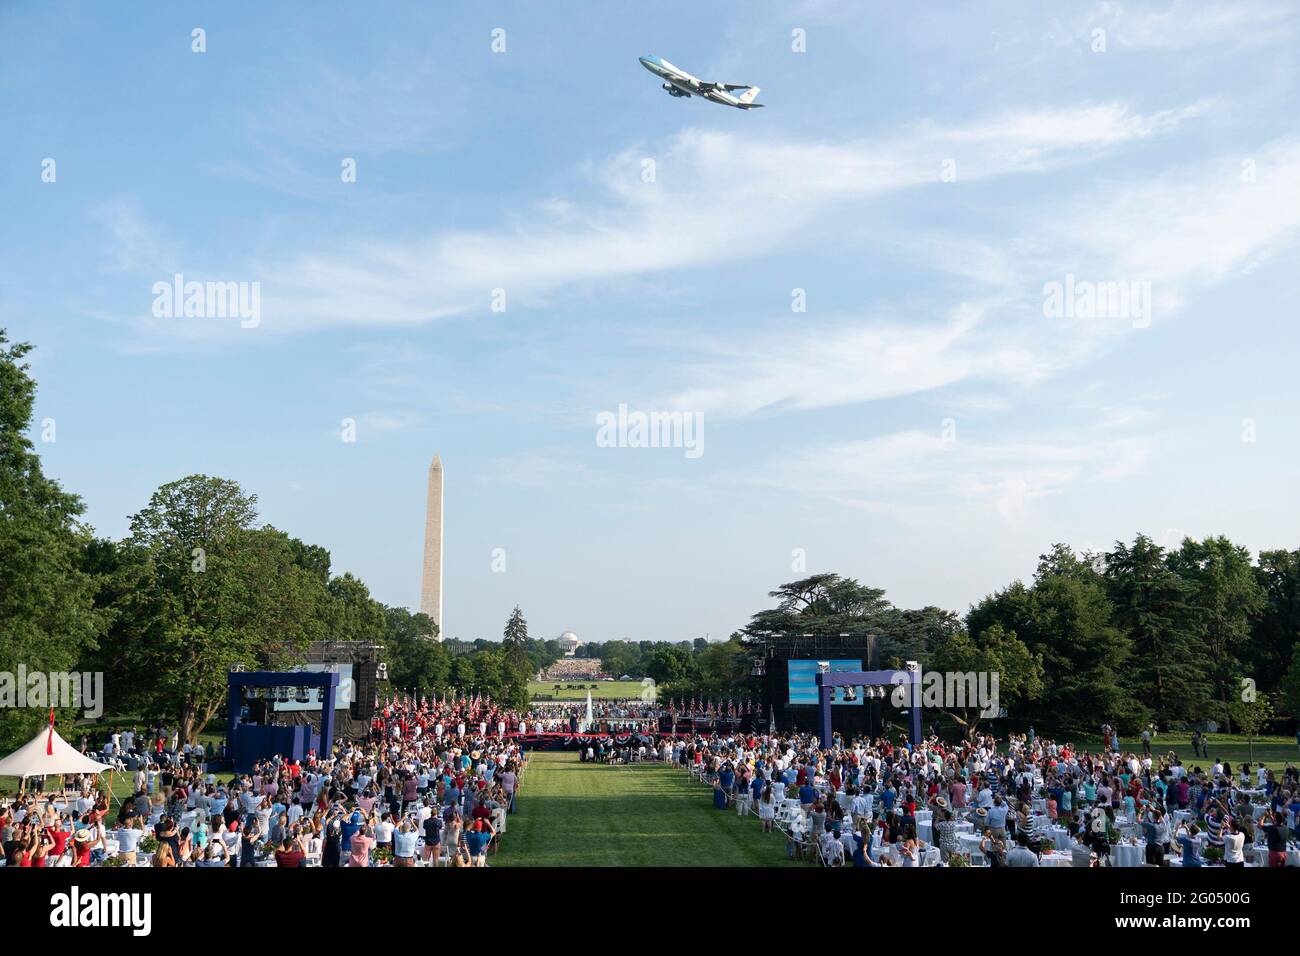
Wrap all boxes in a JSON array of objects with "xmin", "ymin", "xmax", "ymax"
[{"xmin": 4, "ymin": 1, "xmax": 1299, "ymax": 644}]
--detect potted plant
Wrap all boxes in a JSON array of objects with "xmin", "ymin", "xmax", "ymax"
[
  {"xmin": 101, "ymin": 855, "xmax": 126, "ymax": 867},
  {"xmin": 372, "ymin": 845, "xmax": 394, "ymax": 867},
  {"xmin": 948, "ymin": 853, "xmax": 970, "ymax": 868},
  {"xmin": 1202, "ymin": 845, "xmax": 1224, "ymax": 865}
]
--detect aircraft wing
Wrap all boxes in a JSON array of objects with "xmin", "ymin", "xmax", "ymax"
[{"xmin": 722, "ymin": 83, "xmax": 754, "ymax": 91}]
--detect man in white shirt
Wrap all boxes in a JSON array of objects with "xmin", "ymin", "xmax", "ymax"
[{"xmin": 374, "ymin": 815, "xmax": 395, "ymax": 848}]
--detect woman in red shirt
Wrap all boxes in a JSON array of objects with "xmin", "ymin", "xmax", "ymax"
[{"xmin": 71, "ymin": 828, "xmax": 96, "ymax": 867}]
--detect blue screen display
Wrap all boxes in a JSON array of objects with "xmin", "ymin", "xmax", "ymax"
[{"xmin": 787, "ymin": 659, "xmax": 863, "ymax": 705}]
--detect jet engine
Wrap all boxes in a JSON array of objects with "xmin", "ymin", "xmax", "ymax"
[{"xmin": 662, "ymin": 83, "xmax": 689, "ymax": 98}]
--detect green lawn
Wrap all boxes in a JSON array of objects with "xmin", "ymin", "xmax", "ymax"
[
  {"xmin": 528, "ymin": 680, "xmax": 648, "ymax": 701},
  {"xmin": 493, "ymin": 752, "xmax": 798, "ymax": 867},
  {"xmin": 0, "ymin": 770, "xmax": 136, "ymax": 805},
  {"xmin": 1061, "ymin": 733, "xmax": 1297, "ymax": 773}
]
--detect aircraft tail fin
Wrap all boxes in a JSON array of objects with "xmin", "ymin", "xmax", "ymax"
[{"xmin": 738, "ymin": 86, "xmax": 761, "ymax": 104}]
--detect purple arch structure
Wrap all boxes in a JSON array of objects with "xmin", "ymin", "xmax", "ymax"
[
  {"xmin": 814, "ymin": 667, "xmax": 922, "ymax": 751},
  {"xmin": 226, "ymin": 670, "xmax": 340, "ymax": 773}
]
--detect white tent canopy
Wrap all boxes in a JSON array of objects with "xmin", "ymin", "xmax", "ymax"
[{"xmin": 0, "ymin": 726, "xmax": 113, "ymax": 778}]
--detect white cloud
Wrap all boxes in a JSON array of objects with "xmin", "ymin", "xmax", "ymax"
[
  {"xmin": 663, "ymin": 301, "xmax": 1070, "ymax": 420},
  {"xmin": 1054, "ymin": 140, "xmax": 1300, "ymax": 287},
  {"xmin": 1087, "ymin": 1, "xmax": 1297, "ymax": 52},
  {"xmin": 238, "ymin": 102, "xmax": 1197, "ymax": 333},
  {"xmin": 754, "ymin": 425, "xmax": 1162, "ymax": 522},
  {"xmin": 668, "ymin": 135, "xmax": 1300, "ymax": 426},
  {"xmin": 92, "ymin": 202, "xmax": 175, "ymax": 275}
]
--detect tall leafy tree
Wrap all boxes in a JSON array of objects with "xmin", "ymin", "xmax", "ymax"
[
  {"xmin": 1105, "ymin": 534, "xmax": 1209, "ymax": 728},
  {"xmin": 975, "ymin": 545, "xmax": 1144, "ymax": 733},
  {"xmin": 109, "ymin": 477, "xmax": 323, "ymax": 742},
  {"xmin": 382, "ymin": 605, "xmax": 447, "ymax": 695},
  {"xmin": 0, "ymin": 331, "xmax": 104, "ymax": 747},
  {"xmin": 1279, "ymin": 648, "xmax": 1300, "ymax": 721},
  {"xmin": 1167, "ymin": 536, "xmax": 1265, "ymax": 731},
  {"xmin": 1251, "ymin": 549, "xmax": 1300, "ymax": 690},
  {"xmin": 926, "ymin": 624, "xmax": 1043, "ymax": 740},
  {"xmin": 499, "ymin": 606, "xmax": 532, "ymax": 709},
  {"xmin": 325, "ymin": 572, "xmax": 385, "ymax": 643}
]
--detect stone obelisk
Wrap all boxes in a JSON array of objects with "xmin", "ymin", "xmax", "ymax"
[{"xmin": 420, "ymin": 454, "xmax": 444, "ymax": 640}]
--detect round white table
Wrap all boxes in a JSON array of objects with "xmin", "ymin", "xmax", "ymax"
[
  {"xmin": 957, "ymin": 832, "xmax": 984, "ymax": 855},
  {"xmin": 915, "ymin": 810, "xmax": 933, "ymax": 843},
  {"xmin": 1110, "ymin": 842, "xmax": 1145, "ymax": 867},
  {"xmin": 886, "ymin": 844, "xmax": 941, "ymax": 867},
  {"xmin": 1252, "ymin": 844, "xmax": 1300, "ymax": 867}
]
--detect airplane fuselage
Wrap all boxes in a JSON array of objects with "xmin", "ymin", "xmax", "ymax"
[{"xmin": 638, "ymin": 55, "xmax": 761, "ymax": 109}]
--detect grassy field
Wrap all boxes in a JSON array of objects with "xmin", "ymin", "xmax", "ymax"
[
  {"xmin": 0, "ymin": 770, "xmax": 136, "ymax": 805},
  {"xmin": 528, "ymin": 680, "xmax": 648, "ymax": 701},
  {"xmin": 493, "ymin": 751, "xmax": 798, "ymax": 867},
  {"xmin": 1062, "ymin": 733, "xmax": 1297, "ymax": 773}
]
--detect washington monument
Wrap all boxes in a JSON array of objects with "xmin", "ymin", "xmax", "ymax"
[{"xmin": 420, "ymin": 454, "xmax": 444, "ymax": 640}]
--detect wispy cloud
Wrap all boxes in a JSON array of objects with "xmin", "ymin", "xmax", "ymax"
[
  {"xmin": 1085, "ymin": 1, "xmax": 1298, "ymax": 52},
  {"xmin": 662, "ymin": 301, "xmax": 1064, "ymax": 420},
  {"xmin": 753, "ymin": 424, "xmax": 1163, "ymax": 522},
  {"xmin": 228, "ymin": 102, "xmax": 1202, "ymax": 334}
]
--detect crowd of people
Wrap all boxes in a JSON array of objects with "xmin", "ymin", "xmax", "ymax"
[
  {"xmin": 677, "ymin": 727, "xmax": 1300, "ymax": 868},
  {"xmin": 1, "ymin": 698, "xmax": 525, "ymax": 868},
  {"xmin": 6, "ymin": 699, "xmax": 1298, "ymax": 870}
]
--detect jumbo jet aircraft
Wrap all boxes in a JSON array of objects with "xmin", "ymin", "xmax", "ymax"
[{"xmin": 638, "ymin": 55, "xmax": 764, "ymax": 109}]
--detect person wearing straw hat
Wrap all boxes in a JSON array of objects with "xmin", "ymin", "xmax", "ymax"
[{"xmin": 71, "ymin": 826, "xmax": 96, "ymax": 867}]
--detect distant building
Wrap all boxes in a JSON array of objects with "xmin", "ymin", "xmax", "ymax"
[{"xmin": 557, "ymin": 630, "xmax": 582, "ymax": 657}]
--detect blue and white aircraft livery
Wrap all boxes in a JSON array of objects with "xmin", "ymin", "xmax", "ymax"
[{"xmin": 638, "ymin": 55, "xmax": 763, "ymax": 109}]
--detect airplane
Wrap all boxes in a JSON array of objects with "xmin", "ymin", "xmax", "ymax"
[{"xmin": 638, "ymin": 55, "xmax": 764, "ymax": 109}]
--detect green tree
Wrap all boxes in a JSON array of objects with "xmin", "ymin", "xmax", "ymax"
[
  {"xmin": 1251, "ymin": 549, "xmax": 1300, "ymax": 690},
  {"xmin": 971, "ymin": 545, "xmax": 1143, "ymax": 733},
  {"xmin": 325, "ymin": 572, "xmax": 385, "ymax": 643},
  {"xmin": 647, "ymin": 645, "xmax": 691, "ymax": 686},
  {"xmin": 926, "ymin": 624, "xmax": 1043, "ymax": 740},
  {"xmin": 0, "ymin": 331, "xmax": 104, "ymax": 747},
  {"xmin": 469, "ymin": 648, "xmax": 505, "ymax": 699},
  {"xmin": 1227, "ymin": 692, "xmax": 1274, "ymax": 765},
  {"xmin": 108, "ymin": 477, "xmax": 323, "ymax": 742},
  {"xmin": 1279, "ymin": 648, "xmax": 1300, "ymax": 721},
  {"xmin": 693, "ymin": 635, "xmax": 751, "ymax": 698},
  {"xmin": 499, "ymin": 606, "xmax": 532, "ymax": 709},
  {"xmin": 1168, "ymin": 536, "xmax": 1265, "ymax": 731},
  {"xmin": 382, "ymin": 606, "xmax": 448, "ymax": 694},
  {"xmin": 1105, "ymin": 535, "xmax": 1210, "ymax": 729}
]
